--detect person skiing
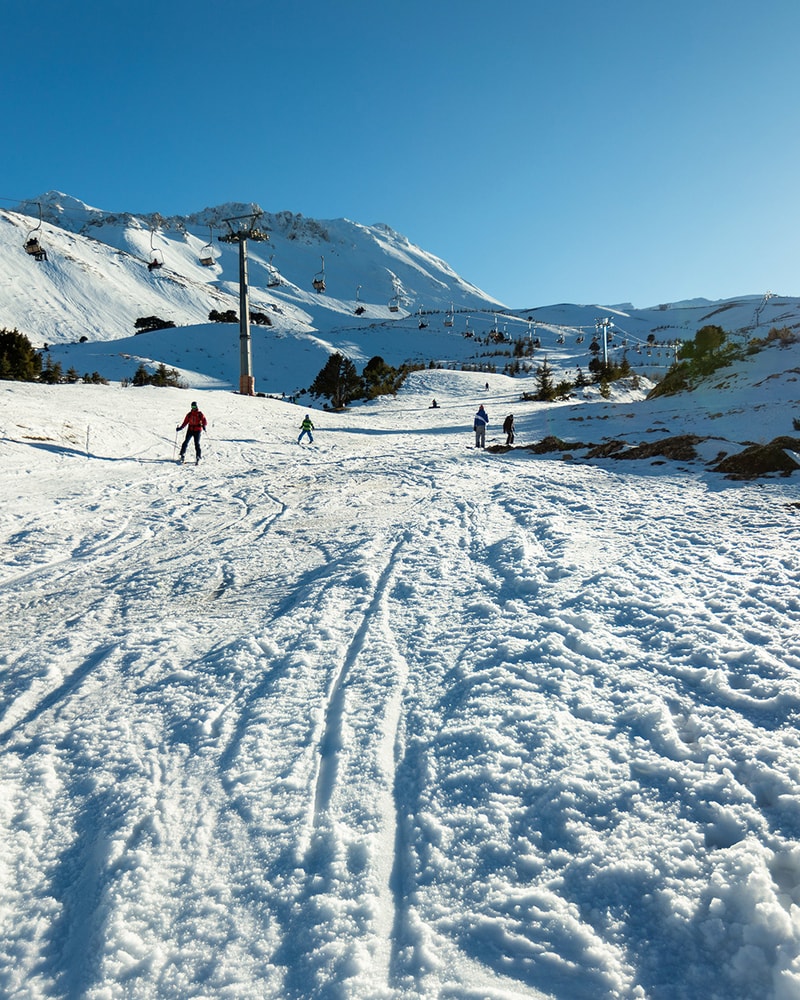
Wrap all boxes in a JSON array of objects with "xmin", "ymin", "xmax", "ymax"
[
  {"xmin": 298, "ymin": 414, "xmax": 315, "ymax": 444},
  {"xmin": 503, "ymin": 413, "xmax": 515, "ymax": 446},
  {"xmin": 474, "ymin": 404, "xmax": 489, "ymax": 449},
  {"xmin": 176, "ymin": 401, "xmax": 207, "ymax": 464}
]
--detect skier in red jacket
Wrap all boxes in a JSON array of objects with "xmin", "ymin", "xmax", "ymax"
[{"xmin": 176, "ymin": 401, "xmax": 207, "ymax": 464}]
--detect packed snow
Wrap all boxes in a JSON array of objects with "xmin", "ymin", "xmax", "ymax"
[{"xmin": 2, "ymin": 337, "xmax": 800, "ymax": 998}]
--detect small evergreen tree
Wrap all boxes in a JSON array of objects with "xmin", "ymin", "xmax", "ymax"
[
  {"xmin": 132, "ymin": 364, "xmax": 151, "ymax": 386},
  {"xmin": 39, "ymin": 356, "xmax": 63, "ymax": 384},
  {"xmin": 533, "ymin": 357, "xmax": 556, "ymax": 401},
  {"xmin": 694, "ymin": 324, "xmax": 726, "ymax": 355}
]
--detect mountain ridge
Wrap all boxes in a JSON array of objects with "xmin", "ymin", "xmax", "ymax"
[{"xmin": 3, "ymin": 191, "xmax": 800, "ymax": 394}]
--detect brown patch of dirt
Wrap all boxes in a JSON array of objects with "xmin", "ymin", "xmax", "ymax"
[
  {"xmin": 713, "ymin": 437, "xmax": 800, "ymax": 479},
  {"xmin": 612, "ymin": 435, "xmax": 705, "ymax": 462}
]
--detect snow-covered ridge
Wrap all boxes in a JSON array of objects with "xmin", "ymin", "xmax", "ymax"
[{"xmin": 4, "ymin": 191, "xmax": 800, "ymax": 399}]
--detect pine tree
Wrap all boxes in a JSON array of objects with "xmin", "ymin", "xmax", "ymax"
[
  {"xmin": 534, "ymin": 357, "xmax": 556, "ymax": 401},
  {"xmin": 309, "ymin": 353, "xmax": 361, "ymax": 408}
]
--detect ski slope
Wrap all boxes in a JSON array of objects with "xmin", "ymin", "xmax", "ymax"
[{"xmin": 2, "ymin": 357, "xmax": 800, "ymax": 999}]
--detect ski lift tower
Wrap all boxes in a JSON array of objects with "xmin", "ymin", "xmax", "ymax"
[
  {"xmin": 219, "ymin": 212, "xmax": 269, "ymax": 395},
  {"xmin": 595, "ymin": 317, "xmax": 613, "ymax": 367}
]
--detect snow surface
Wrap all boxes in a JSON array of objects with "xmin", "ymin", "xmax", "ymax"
[{"xmin": 2, "ymin": 336, "xmax": 800, "ymax": 998}]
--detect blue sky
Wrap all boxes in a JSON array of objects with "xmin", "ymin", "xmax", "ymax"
[{"xmin": 4, "ymin": 0, "xmax": 799, "ymax": 308}]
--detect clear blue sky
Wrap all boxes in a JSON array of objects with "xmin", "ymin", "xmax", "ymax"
[{"xmin": 4, "ymin": 0, "xmax": 799, "ymax": 308}]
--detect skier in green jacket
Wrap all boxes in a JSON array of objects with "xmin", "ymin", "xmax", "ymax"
[{"xmin": 298, "ymin": 414, "xmax": 315, "ymax": 444}]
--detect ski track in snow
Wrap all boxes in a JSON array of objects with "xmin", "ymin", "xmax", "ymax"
[{"xmin": 1, "ymin": 376, "xmax": 800, "ymax": 1000}]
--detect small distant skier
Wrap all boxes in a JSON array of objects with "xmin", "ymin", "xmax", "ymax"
[
  {"xmin": 298, "ymin": 414, "xmax": 315, "ymax": 444},
  {"xmin": 176, "ymin": 401, "xmax": 207, "ymax": 464},
  {"xmin": 503, "ymin": 413, "xmax": 515, "ymax": 446},
  {"xmin": 430, "ymin": 398, "xmax": 439, "ymax": 409},
  {"xmin": 474, "ymin": 404, "xmax": 489, "ymax": 449}
]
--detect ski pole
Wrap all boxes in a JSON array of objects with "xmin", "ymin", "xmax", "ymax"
[{"xmin": 173, "ymin": 430, "xmax": 179, "ymax": 462}]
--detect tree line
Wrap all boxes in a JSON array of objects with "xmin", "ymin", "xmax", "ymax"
[{"xmin": 307, "ymin": 353, "xmax": 424, "ymax": 409}]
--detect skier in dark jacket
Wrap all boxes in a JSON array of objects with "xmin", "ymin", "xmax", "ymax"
[
  {"xmin": 503, "ymin": 413, "xmax": 515, "ymax": 446},
  {"xmin": 176, "ymin": 401, "xmax": 207, "ymax": 464}
]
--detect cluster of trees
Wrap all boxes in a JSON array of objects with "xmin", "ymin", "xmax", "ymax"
[
  {"xmin": 750, "ymin": 325, "xmax": 798, "ymax": 349},
  {"xmin": 135, "ymin": 316, "xmax": 176, "ymax": 334},
  {"xmin": 208, "ymin": 309, "xmax": 272, "ymax": 326},
  {"xmin": 0, "ymin": 329, "xmax": 107, "ymax": 384},
  {"xmin": 40, "ymin": 357, "xmax": 108, "ymax": 384},
  {"xmin": 127, "ymin": 363, "xmax": 186, "ymax": 388},
  {"xmin": 520, "ymin": 354, "xmax": 635, "ymax": 403},
  {"xmin": 649, "ymin": 324, "xmax": 737, "ymax": 398},
  {"xmin": 0, "ymin": 328, "xmax": 41, "ymax": 381},
  {"xmin": 308, "ymin": 353, "xmax": 421, "ymax": 409}
]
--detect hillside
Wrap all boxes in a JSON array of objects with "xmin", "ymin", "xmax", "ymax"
[{"xmin": 4, "ymin": 193, "xmax": 800, "ymax": 395}]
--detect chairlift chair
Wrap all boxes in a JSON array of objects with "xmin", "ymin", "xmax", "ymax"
[
  {"xmin": 24, "ymin": 203, "xmax": 47, "ymax": 261},
  {"xmin": 389, "ymin": 295, "xmax": 400, "ymax": 313},
  {"xmin": 444, "ymin": 303, "xmax": 454, "ymax": 327},
  {"xmin": 312, "ymin": 255, "xmax": 326, "ymax": 293},
  {"xmin": 148, "ymin": 229, "xmax": 164, "ymax": 272},
  {"xmin": 25, "ymin": 237, "xmax": 47, "ymax": 262},
  {"xmin": 198, "ymin": 226, "xmax": 215, "ymax": 266}
]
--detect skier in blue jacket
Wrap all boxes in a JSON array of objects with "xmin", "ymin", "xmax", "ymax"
[{"xmin": 474, "ymin": 405, "xmax": 489, "ymax": 448}]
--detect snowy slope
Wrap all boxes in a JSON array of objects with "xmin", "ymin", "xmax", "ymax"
[
  {"xmin": 1, "ymin": 333, "xmax": 800, "ymax": 998},
  {"xmin": 2, "ymin": 193, "xmax": 503, "ymax": 348},
  {"xmin": 5, "ymin": 192, "xmax": 800, "ymax": 396}
]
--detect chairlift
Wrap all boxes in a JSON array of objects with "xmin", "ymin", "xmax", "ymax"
[
  {"xmin": 312, "ymin": 255, "xmax": 325, "ymax": 292},
  {"xmin": 354, "ymin": 285, "xmax": 365, "ymax": 315},
  {"xmin": 148, "ymin": 228, "xmax": 164, "ymax": 272},
  {"xmin": 389, "ymin": 294, "xmax": 400, "ymax": 313},
  {"xmin": 199, "ymin": 226, "xmax": 215, "ymax": 266},
  {"xmin": 24, "ymin": 203, "xmax": 47, "ymax": 261},
  {"xmin": 418, "ymin": 307, "xmax": 428, "ymax": 330},
  {"xmin": 444, "ymin": 303, "xmax": 454, "ymax": 327}
]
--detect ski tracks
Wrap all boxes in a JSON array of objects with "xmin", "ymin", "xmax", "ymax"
[{"xmin": 261, "ymin": 533, "xmax": 411, "ymax": 1000}]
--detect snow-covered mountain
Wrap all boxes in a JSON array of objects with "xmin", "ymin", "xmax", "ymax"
[{"xmin": 4, "ymin": 192, "xmax": 800, "ymax": 394}]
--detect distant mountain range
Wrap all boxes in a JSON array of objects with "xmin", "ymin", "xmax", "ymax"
[{"xmin": 3, "ymin": 192, "xmax": 799, "ymax": 393}]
